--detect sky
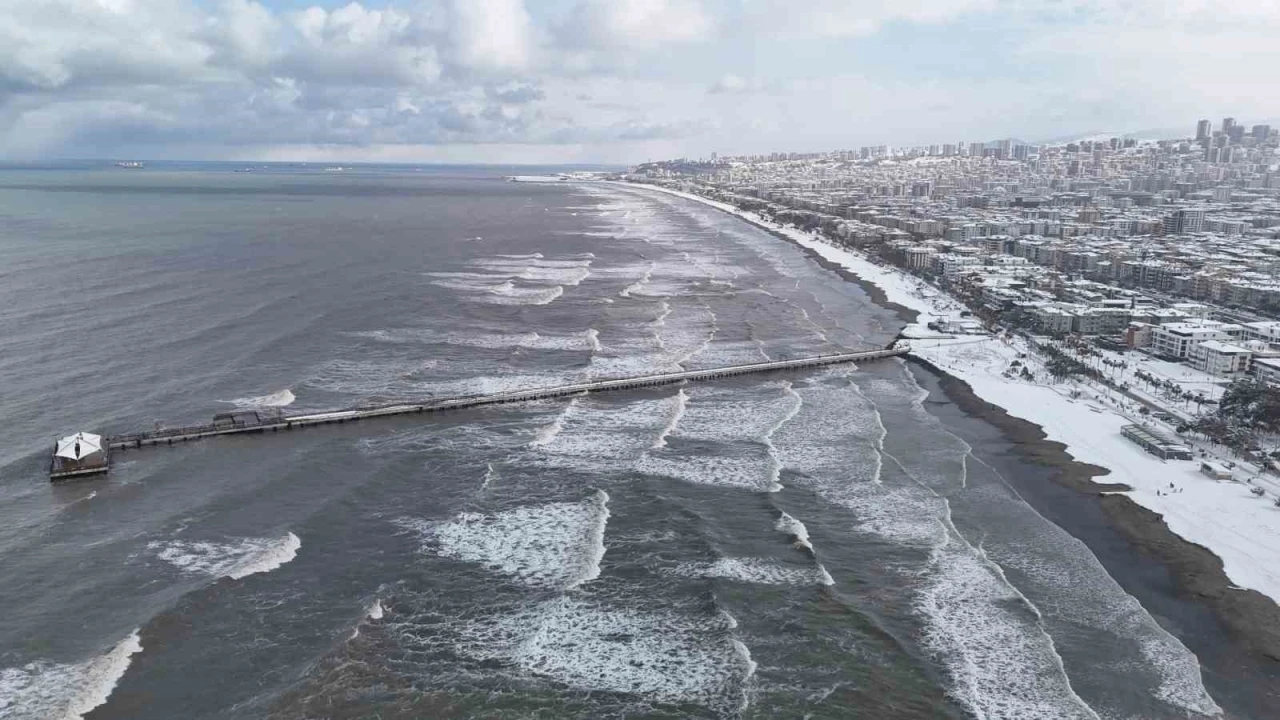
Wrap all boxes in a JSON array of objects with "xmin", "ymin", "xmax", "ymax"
[{"xmin": 2, "ymin": 0, "xmax": 1279, "ymax": 164}]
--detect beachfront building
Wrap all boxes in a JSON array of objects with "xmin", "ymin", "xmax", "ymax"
[
  {"xmin": 1187, "ymin": 340, "xmax": 1253, "ymax": 376},
  {"xmin": 1121, "ymin": 424, "xmax": 1194, "ymax": 460},
  {"xmin": 1241, "ymin": 321, "xmax": 1280, "ymax": 346},
  {"xmin": 1126, "ymin": 322, "xmax": 1156, "ymax": 349},
  {"xmin": 1073, "ymin": 307, "xmax": 1133, "ymax": 335},
  {"xmin": 1033, "ymin": 305, "xmax": 1075, "ymax": 334},
  {"xmin": 1149, "ymin": 322, "xmax": 1240, "ymax": 360},
  {"xmin": 1253, "ymin": 357, "xmax": 1280, "ymax": 385}
]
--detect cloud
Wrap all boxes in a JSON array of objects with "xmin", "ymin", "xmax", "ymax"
[
  {"xmin": 204, "ymin": 0, "xmax": 278, "ymax": 69},
  {"xmin": 280, "ymin": 4, "xmax": 444, "ymax": 87},
  {"xmin": 0, "ymin": 0, "xmax": 212, "ymax": 92},
  {"xmin": 0, "ymin": 0, "xmax": 1278, "ymax": 162},
  {"xmin": 446, "ymin": 0, "xmax": 533, "ymax": 75},
  {"xmin": 559, "ymin": 0, "xmax": 715, "ymax": 50},
  {"xmin": 708, "ymin": 73, "xmax": 762, "ymax": 95},
  {"xmin": 741, "ymin": 0, "xmax": 998, "ymax": 39}
]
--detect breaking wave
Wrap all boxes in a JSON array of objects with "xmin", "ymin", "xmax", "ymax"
[
  {"xmin": 149, "ymin": 532, "xmax": 301, "ymax": 580},
  {"xmin": 397, "ymin": 490, "xmax": 610, "ymax": 589},
  {"xmin": 775, "ymin": 511, "xmax": 813, "ymax": 551},
  {"xmin": 227, "ymin": 388, "xmax": 295, "ymax": 408},
  {"xmin": 0, "ymin": 631, "xmax": 142, "ymax": 720},
  {"xmin": 666, "ymin": 557, "xmax": 834, "ymax": 586},
  {"xmin": 652, "ymin": 388, "xmax": 689, "ymax": 449}
]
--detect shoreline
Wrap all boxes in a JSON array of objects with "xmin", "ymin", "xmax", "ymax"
[
  {"xmin": 913, "ymin": 353, "xmax": 1280, "ymax": 663},
  {"xmin": 614, "ymin": 180, "xmax": 1280, "ymax": 664}
]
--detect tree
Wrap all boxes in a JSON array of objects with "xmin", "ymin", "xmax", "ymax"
[{"xmin": 1217, "ymin": 376, "xmax": 1280, "ymax": 435}]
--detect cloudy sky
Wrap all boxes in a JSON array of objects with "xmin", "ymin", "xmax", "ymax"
[{"xmin": 2, "ymin": 0, "xmax": 1278, "ymax": 164}]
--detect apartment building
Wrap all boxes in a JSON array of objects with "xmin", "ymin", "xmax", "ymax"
[
  {"xmin": 1188, "ymin": 340, "xmax": 1253, "ymax": 376},
  {"xmin": 1149, "ymin": 321, "xmax": 1240, "ymax": 359}
]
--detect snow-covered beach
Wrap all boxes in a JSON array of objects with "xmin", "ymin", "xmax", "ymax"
[{"xmin": 620, "ymin": 180, "xmax": 1280, "ymax": 610}]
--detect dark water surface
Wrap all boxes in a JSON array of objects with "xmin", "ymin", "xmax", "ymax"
[{"xmin": 0, "ymin": 166, "xmax": 1257, "ymax": 718}]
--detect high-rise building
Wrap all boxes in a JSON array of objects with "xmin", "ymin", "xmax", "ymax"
[
  {"xmin": 1196, "ymin": 119, "xmax": 1211, "ymax": 140},
  {"xmin": 1163, "ymin": 208, "xmax": 1205, "ymax": 235},
  {"xmin": 1253, "ymin": 125, "xmax": 1272, "ymax": 139},
  {"xmin": 1222, "ymin": 117, "xmax": 1236, "ymax": 137}
]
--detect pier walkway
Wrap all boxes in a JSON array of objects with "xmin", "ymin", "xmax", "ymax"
[{"xmin": 54, "ymin": 344, "xmax": 908, "ymax": 478}]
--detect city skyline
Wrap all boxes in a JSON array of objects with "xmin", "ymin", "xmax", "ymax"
[{"xmin": 3, "ymin": 0, "xmax": 1280, "ymax": 164}]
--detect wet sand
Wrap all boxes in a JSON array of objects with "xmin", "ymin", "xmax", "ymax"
[{"xmin": 910, "ymin": 356, "xmax": 1280, "ymax": 719}]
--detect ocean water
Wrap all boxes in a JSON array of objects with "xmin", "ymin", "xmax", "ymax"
[{"xmin": 0, "ymin": 165, "xmax": 1258, "ymax": 718}]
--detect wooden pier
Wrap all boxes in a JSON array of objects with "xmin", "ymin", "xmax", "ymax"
[{"xmin": 52, "ymin": 344, "xmax": 908, "ymax": 480}]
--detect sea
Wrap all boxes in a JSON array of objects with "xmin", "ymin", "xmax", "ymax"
[{"xmin": 0, "ymin": 163, "xmax": 1267, "ymax": 719}]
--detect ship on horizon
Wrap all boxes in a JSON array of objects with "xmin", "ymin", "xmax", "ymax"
[{"xmin": 115, "ymin": 160, "xmax": 144, "ymax": 169}]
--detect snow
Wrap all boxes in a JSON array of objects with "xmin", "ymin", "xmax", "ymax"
[{"xmin": 624, "ymin": 181, "xmax": 1280, "ymax": 606}]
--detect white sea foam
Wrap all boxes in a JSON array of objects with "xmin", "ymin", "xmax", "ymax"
[
  {"xmin": 0, "ymin": 631, "xmax": 142, "ymax": 720},
  {"xmin": 529, "ymin": 398, "xmax": 579, "ymax": 447},
  {"xmin": 653, "ymin": 299, "xmax": 672, "ymax": 329},
  {"xmin": 964, "ymin": 452, "xmax": 1224, "ymax": 718},
  {"xmin": 1140, "ymin": 637, "xmax": 1223, "ymax": 716},
  {"xmin": 651, "ymin": 388, "xmax": 689, "ymax": 449},
  {"xmin": 672, "ymin": 384, "xmax": 800, "ymax": 444},
  {"xmin": 228, "ymin": 388, "xmax": 295, "ymax": 408},
  {"xmin": 681, "ymin": 339, "xmax": 769, "ymax": 369},
  {"xmin": 426, "ymin": 273, "xmax": 509, "ymax": 293},
  {"xmin": 149, "ymin": 532, "xmax": 301, "ymax": 580},
  {"xmin": 762, "ymin": 381, "xmax": 803, "ymax": 490},
  {"xmin": 581, "ymin": 490, "xmax": 611, "ymax": 586},
  {"xmin": 444, "ymin": 329, "xmax": 600, "ymax": 352},
  {"xmin": 429, "ymin": 254, "xmax": 590, "ymax": 305},
  {"xmin": 667, "ymin": 557, "xmax": 833, "ymax": 586},
  {"xmin": 528, "ymin": 396, "xmax": 673, "ymax": 465},
  {"xmin": 303, "ymin": 357, "xmax": 440, "ymax": 398},
  {"xmin": 419, "ymin": 372, "xmax": 564, "ymax": 398},
  {"xmin": 771, "ymin": 380, "xmax": 948, "ymax": 546},
  {"xmin": 774, "ymin": 512, "xmax": 813, "ymax": 551},
  {"xmin": 636, "ymin": 384, "xmax": 806, "ymax": 492},
  {"xmin": 520, "ymin": 265, "xmax": 591, "ymax": 285},
  {"xmin": 455, "ymin": 596, "xmax": 752, "ymax": 714},
  {"xmin": 351, "ymin": 596, "xmax": 387, "ymax": 640},
  {"xmin": 919, "ymin": 540, "xmax": 1100, "ymax": 720},
  {"xmin": 730, "ymin": 639, "xmax": 758, "ymax": 713},
  {"xmin": 636, "ymin": 450, "xmax": 783, "ymax": 493},
  {"xmin": 768, "ymin": 371, "xmax": 1046, "ymax": 720},
  {"xmin": 474, "ymin": 284, "xmax": 564, "ymax": 306},
  {"xmin": 399, "ymin": 490, "xmax": 610, "ymax": 589},
  {"xmin": 620, "ymin": 262, "xmax": 655, "ymax": 298}
]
